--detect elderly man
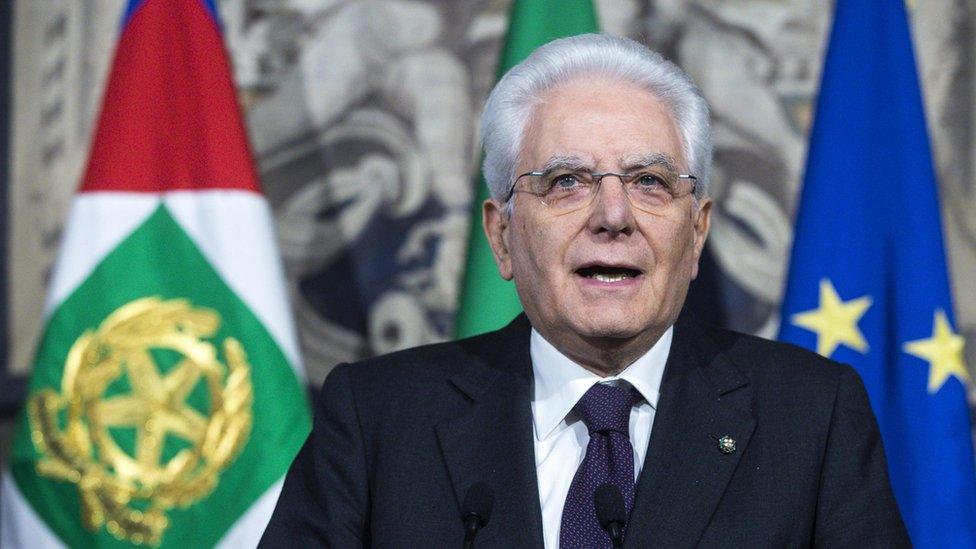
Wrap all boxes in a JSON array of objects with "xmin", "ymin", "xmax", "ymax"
[{"xmin": 262, "ymin": 34, "xmax": 909, "ymax": 547}]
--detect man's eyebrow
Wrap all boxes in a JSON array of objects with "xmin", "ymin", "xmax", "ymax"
[
  {"xmin": 619, "ymin": 153, "xmax": 678, "ymax": 172},
  {"xmin": 538, "ymin": 155, "xmax": 592, "ymax": 173}
]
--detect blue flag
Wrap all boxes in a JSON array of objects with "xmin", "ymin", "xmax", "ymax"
[{"xmin": 778, "ymin": 1, "xmax": 976, "ymax": 546}]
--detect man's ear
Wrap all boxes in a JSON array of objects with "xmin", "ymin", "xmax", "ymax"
[
  {"xmin": 483, "ymin": 199, "xmax": 514, "ymax": 280},
  {"xmin": 690, "ymin": 198, "xmax": 712, "ymax": 280}
]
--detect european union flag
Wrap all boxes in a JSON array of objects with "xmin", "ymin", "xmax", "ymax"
[{"xmin": 778, "ymin": 1, "xmax": 976, "ymax": 546}]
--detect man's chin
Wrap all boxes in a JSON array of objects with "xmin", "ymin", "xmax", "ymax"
[
  {"xmin": 570, "ymin": 312, "xmax": 672, "ymax": 346},
  {"xmin": 574, "ymin": 319, "xmax": 645, "ymax": 341}
]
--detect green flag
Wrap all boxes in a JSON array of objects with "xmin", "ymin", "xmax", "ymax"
[{"xmin": 455, "ymin": 0, "xmax": 599, "ymax": 337}]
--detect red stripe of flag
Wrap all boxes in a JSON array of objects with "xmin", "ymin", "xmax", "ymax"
[{"xmin": 81, "ymin": 0, "xmax": 260, "ymax": 194}]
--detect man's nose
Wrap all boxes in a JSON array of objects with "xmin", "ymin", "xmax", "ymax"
[{"xmin": 586, "ymin": 175, "xmax": 636, "ymax": 236}]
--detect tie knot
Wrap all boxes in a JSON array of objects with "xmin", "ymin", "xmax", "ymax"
[{"xmin": 576, "ymin": 383, "xmax": 638, "ymax": 435}]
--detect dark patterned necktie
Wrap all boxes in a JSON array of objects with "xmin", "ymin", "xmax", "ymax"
[{"xmin": 559, "ymin": 383, "xmax": 639, "ymax": 548}]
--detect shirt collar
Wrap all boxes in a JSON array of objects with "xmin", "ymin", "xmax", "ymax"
[{"xmin": 530, "ymin": 326, "xmax": 672, "ymax": 441}]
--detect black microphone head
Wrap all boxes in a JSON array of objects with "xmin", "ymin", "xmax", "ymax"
[
  {"xmin": 594, "ymin": 484, "xmax": 627, "ymax": 529},
  {"xmin": 461, "ymin": 482, "xmax": 494, "ymax": 528}
]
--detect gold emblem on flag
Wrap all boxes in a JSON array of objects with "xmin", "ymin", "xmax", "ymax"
[{"xmin": 27, "ymin": 297, "xmax": 254, "ymax": 546}]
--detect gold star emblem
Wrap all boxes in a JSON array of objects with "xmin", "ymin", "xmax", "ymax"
[
  {"xmin": 791, "ymin": 279, "xmax": 872, "ymax": 358},
  {"xmin": 903, "ymin": 309, "xmax": 969, "ymax": 394},
  {"xmin": 97, "ymin": 354, "xmax": 213, "ymax": 481}
]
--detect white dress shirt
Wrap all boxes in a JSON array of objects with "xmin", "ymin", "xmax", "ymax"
[{"xmin": 530, "ymin": 327, "xmax": 671, "ymax": 548}]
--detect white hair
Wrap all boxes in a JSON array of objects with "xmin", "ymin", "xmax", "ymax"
[{"xmin": 481, "ymin": 33, "xmax": 712, "ymax": 202}]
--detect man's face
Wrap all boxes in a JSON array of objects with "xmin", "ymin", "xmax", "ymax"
[{"xmin": 484, "ymin": 77, "xmax": 711, "ymax": 368}]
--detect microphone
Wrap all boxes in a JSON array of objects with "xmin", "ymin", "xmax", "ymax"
[
  {"xmin": 594, "ymin": 484, "xmax": 627, "ymax": 549},
  {"xmin": 461, "ymin": 482, "xmax": 494, "ymax": 549}
]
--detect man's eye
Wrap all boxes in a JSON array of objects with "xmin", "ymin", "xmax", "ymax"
[
  {"xmin": 635, "ymin": 173, "xmax": 667, "ymax": 188},
  {"xmin": 550, "ymin": 174, "xmax": 582, "ymax": 189}
]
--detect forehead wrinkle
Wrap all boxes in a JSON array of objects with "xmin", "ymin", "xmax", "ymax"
[
  {"xmin": 539, "ymin": 154, "xmax": 593, "ymax": 173},
  {"xmin": 619, "ymin": 152, "xmax": 678, "ymax": 172}
]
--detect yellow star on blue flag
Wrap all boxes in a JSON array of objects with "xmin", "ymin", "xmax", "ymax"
[
  {"xmin": 790, "ymin": 279, "xmax": 871, "ymax": 358},
  {"xmin": 903, "ymin": 310, "xmax": 969, "ymax": 394}
]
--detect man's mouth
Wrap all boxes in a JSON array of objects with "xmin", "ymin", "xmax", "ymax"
[{"xmin": 575, "ymin": 264, "xmax": 643, "ymax": 282}]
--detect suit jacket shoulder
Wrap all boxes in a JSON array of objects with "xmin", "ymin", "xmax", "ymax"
[
  {"xmin": 707, "ymin": 322, "xmax": 849, "ymax": 382},
  {"xmin": 338, "ymin": 313, "xmax": 532, "ymax": 394}
]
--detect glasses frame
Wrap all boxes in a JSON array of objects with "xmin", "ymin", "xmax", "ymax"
[{"xmin": 504, "ymin": 169, "xmax": 699, "ymax": 213}]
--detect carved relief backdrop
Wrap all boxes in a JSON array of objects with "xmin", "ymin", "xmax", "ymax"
[{"xmin": 5, "ymin": 0, "xmax": 975, "ymax": 410}]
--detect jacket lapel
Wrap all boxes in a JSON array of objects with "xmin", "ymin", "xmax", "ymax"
[
  {"xmin": 435, "ymin": 316, "xmax": 546, "ymax": 548},
  {"xmin": 626, "ymin": 314, "xmax": 756, "ymax": 547}
]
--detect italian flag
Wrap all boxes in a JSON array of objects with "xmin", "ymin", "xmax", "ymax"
[{"xmin": 1, "ymin": 0, "xmax": 311, "ymax": 547}]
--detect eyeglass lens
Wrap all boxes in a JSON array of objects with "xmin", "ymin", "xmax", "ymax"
[{"xmin": 523, "ymin": 168, "xmax": 695, "ymax": 213}]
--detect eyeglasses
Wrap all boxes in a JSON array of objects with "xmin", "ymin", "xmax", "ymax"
[{"xmin": 505, "ymin": 167, "xmax": 698, "ymax": 215}]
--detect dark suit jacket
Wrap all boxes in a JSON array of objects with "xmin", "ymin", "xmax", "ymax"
[{"xmin": 261, "ymin": 313, "xmax": 909, "ymax": 548}]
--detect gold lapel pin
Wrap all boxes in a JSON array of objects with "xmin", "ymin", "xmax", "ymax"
[{"xmin": 717, "ymin": 435, "xmax": 736, "ymax": 455}]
